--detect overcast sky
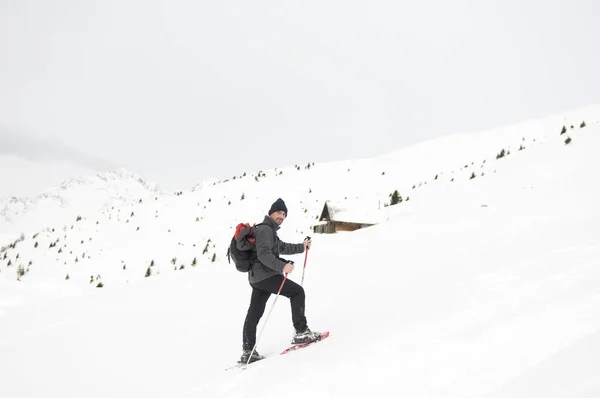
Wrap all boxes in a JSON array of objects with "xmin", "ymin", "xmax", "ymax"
[{"xmin": 1, "ymin": 0, "xmax": 599, "ymax": 190}]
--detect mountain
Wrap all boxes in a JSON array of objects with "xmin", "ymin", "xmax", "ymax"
[
  {"xmin": 0, "ymin": 168, "xmax": 167, "ymax": 237},
  {"xmin": 0, "ymin": 105, "xmax": 599, "ymax": 398},
  {"xmin": 0, "ymin": 153, "xmax": 97, "ymax": 197},
  {"xmin": 0, "ymin": 129, "xmax": 118, "ymax": 197}
]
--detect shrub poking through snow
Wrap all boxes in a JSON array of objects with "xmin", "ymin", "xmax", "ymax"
[{"xmin": 17, "ymin": 265, "xmax": 25, "ymax": 280}]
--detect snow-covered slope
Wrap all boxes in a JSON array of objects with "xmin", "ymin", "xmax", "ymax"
[{"xmin": 0, "ymin": 105, "xmax": 599, "ymax": 398}]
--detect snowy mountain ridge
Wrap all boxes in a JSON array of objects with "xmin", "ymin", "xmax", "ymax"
[
  {"xmin": 0, "ymin": 168, "xmax": 168, "ymax": 233},
  {"xmin": 1, "ymin": 106, "xmax": 598, "ymax": 290}
]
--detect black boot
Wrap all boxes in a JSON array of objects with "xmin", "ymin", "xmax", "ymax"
[
  {"xmin": 292, "ymin": 327, "xmax": 322, "ymax": 344},
  {"xmin": 239, "ymin": 347, "xmax": 264, "ymax": 364}
]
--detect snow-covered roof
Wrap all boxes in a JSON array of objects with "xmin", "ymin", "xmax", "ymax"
[{"xmin": 319, "ymin": 200, "xmax": 380, "ymax": 225}]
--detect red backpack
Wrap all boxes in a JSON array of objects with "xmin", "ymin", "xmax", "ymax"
[{"xmin": 227, "ymin": 223, "xmax": 262, "ymax": 272}]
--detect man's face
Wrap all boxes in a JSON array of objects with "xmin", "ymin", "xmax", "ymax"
[{"xmin": 270, "ymin": 210, "xmax": 286, "ymax": 225}]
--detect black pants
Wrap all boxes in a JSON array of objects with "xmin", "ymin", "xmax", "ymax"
[{"xmin": 242, "ymin": 275, "xmax": 307, "ymax": 349}]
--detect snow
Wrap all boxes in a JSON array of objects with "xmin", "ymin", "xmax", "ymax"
[
  {"xmin": 316, "ymin": 200, "xmax": 382, "ymax": 225},
  {"xmin": 1, "ymin": 106, "xmax": 600, "ymax": 397}
]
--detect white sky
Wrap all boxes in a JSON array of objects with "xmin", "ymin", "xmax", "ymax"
[{"xmin": 1, "ymin": 0, "xmax": 600, "ymax": 190}]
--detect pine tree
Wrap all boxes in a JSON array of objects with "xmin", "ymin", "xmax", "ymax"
[{"xmin": 389, "ymin": 190, "xmax": 402, "ymax": 205}]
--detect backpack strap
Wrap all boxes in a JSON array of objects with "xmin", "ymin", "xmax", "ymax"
[{"xmin": 247, "ymin": 223, "xmax": 267, "ymax": 275}]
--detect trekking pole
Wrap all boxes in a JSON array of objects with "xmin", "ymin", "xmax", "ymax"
[
  {"xmin": 300, "ymin": 249, "xmax": 309, "ymax": 287},
  {"xmin": 246, "ymin": 272, "xmax": 288, "ymax": 367},
  {"xmin": 300, "ymin": 236, "xmax": 311, "ymax": 287}
]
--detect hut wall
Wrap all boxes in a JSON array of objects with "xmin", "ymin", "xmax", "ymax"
[{"xmin": 335, "ymin": 223, "xmax": 361, "ymax": 232}]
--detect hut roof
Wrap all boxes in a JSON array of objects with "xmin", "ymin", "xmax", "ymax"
[{"xmin": 319, "ymin": 200, "xmax": 380, "ymax": 225}]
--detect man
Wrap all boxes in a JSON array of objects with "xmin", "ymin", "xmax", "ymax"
[{"xmin": 240, "ymin": 198, "xmax": 320, "ymax": 364}]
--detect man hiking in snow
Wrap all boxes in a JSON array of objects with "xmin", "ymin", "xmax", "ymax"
[{"xmin": 240, "ymin": 198, "xmax": 320, "ymax": 364}]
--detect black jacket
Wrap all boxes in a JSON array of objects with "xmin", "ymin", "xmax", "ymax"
[{"xmin": 249, "ymin": 215, "xmax": 304, "ymax": 284}]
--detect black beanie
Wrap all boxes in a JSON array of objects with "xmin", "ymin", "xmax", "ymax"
[{"xmin": 268, "ymin": 198, "xmax": 288, "ymax": 216}]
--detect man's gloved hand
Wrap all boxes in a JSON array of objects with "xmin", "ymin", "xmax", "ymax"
[
  {"xmin": 303, "ymin": 236, "xmax": 312, "ymax": 251},
  {"xmin": 283, "ymin": 263, "xmax": 295, "ymax": 274}
]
